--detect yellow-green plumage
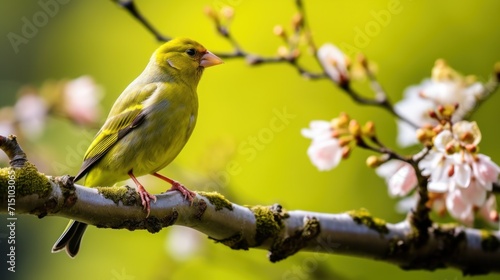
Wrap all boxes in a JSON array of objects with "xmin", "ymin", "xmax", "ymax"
[{"xmin": 52, "ymin": 38, "xmax": 222, "ymax": 257}]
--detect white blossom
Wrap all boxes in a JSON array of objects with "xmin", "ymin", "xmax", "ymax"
[
  {"xmin": 395, "ymin": 80, "xmax": 436, "ymax": 146},
  {"xmin": 302, "ymin": 120, "xmax": 342, "ymax": 171},
  {"xmin": 394, "ymin": 60, "xmax": 484, "ymax": 147},
  {"xmin": 301, "ymin": 120, "xmax": 332, "ymax": 141},
  {"xmin": 317, "ymin": 43, "xmax": 349, "ymax": 85}
]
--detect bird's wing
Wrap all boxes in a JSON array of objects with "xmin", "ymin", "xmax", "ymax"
[{"xmin": 73, "ymin": 84, "xmax": 158, "ymax": 182}]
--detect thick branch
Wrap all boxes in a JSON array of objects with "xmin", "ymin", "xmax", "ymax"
[{"xmin": 0, "ymin": 166, "xmax": 498, "ymax": 275}]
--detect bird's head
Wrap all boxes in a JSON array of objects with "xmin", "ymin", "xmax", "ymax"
[{"xmin": 153, "ymin": 38, "xmax": 223, "ymax": 85}]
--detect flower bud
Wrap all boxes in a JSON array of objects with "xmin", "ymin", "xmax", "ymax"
[
  {"xmin": 341, "ymin": 146, "xmax": 351, "ymax": 159},
  {"xmin": 416, "ymin": 128, "xmax": 428, "ymax": 143},
  {"xmin": 363, "ymin": 121, "xmax": 375, "ymax": 137},
  {"xmin": 366, "ymin": 155, "xmax": 381, "ymax": 168},
  {"xmin": 357, "ymin": 53, "xmax": 368, "ymax": 69},
  {"xmin": 273, "ymin": 25, "xmax": 285, "ymax": 37},
  {"xmin": 331, "ymin": 112, "xmax": 350, "ymax": 129},
  {"xmin": 348, "ymin": 119, "xmax": 361, "ymax": 137},
  {"xmin": 338, "ymin": 136, "xmax": 352, "ymax": 147},
  {"xmin": 292, "ymin": 13, "xmax": 303, "ymax": 30},
  {"xmin": 277, "ymin": 46, "xmax": 289, "ymax": 58},
  {"xmin": 204, "ymin": 6, "xmax": 217, "ymax": 19}
]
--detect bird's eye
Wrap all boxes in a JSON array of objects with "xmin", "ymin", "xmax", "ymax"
[{"xmin": 186, "ymin": 48, "xmax": 196, "ymax": 57}]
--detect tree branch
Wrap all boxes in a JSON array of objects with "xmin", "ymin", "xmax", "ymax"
[{"xmin": 0, "ymin": 155, "xmax": 499, "ymax": 275}]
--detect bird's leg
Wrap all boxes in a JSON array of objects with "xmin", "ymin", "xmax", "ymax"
[
  {"xmin": 152, "ymin": 172, "xmax": 196, "ymax": 203},
  {"xmin": 128, "ymin": 170, "xmax": 156, "ymax": 216}
]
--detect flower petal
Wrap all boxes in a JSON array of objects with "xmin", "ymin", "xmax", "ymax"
[
  {"xmin": 388, "ymin": 163, "xmax": 417, "ymax": 197},
  {"xmin": 301, "ymin": 120, "xmax": 331, "ymax": 140},
  {"xmin": 459, "ymin": 179, "xmax": 486, "ymax": 206},
  {"xmin": 454, "ymin": 163, "xmax": 471, "ymax": 188},
  {"xmin": 428, "ymin": 181, "xmax": 450, "ymax": 193},
  {"xmin": 318, "ymin": 43, "xmax": 349, "ymax": 84},
  {"xmin": 446, "ymin": 190, "xmax": 474, "ymax": 226},
  {"xmin": 306, "ymin": 138, "xmax": 342, "ymax": 171},
  {"xmin": 452, "ymin": 121, "xmax": 481, "ymax": 146},
  {"xmin": 433, "ymin": 130, "xmax": 453, "ymax": 152},
  {"xmin": 472, "ymin": 154, "xmax": 500, "ymax": 189}
]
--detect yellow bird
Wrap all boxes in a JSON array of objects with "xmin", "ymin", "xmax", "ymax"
[{"xmin": 52, "ymin": 38, "xmax": 223, "ymax": 258}]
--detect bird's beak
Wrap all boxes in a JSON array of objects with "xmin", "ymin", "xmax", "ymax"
[{"xmin": 200, "ymin": 51, "xmax": 223, "ymax": 68}]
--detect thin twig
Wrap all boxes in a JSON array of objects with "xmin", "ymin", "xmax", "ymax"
[
  {"xmin": 361, "ymin": 57, "xmax": 419, "ymax": 128},
  {"xmin": 355, "ymin": 135, "xmax": 408, "ymax": 163},
  {"xmin": 112, "ymin": 0, "xmax": 170, "ymax": 42}
]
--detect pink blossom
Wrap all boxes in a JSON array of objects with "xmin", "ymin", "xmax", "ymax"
[{"xmin": 376, "ymin": 160, "xmax": 417, "ymax": 197}]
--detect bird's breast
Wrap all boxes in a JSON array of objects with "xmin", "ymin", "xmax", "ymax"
[{"xmin": 115, "ymin": 94, "xmax": 197, "ymax": 176}]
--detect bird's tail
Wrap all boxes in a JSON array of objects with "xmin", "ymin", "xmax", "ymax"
[{"xmin": 51, "ymin": 220, "xmax": 88, "ymax": 258}]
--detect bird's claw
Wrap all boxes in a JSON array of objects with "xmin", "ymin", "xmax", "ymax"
[
  {"xmin": 137, "ymin": 185, "xmax": 156, "ymax": 217},
  {"xmin": 168, "ymin": 181, "xmax": 196, "ymax": 204}
]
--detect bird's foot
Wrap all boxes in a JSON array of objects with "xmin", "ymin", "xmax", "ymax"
[
  {"xmin": 152, "ymin": 173, "xmax": 196, "ymax": 203},
  {"xmin": 137, "ymin": 184, "xmax": 157, "ymax": 217},
  {"xmin": 168, "ymin": 181, "xmax": 196, "ymax": 203}
]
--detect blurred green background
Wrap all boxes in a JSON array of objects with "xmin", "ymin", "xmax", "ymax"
[{"xmin": 1, "ymin": 0, "xmax": 500, "ymax": 279}]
